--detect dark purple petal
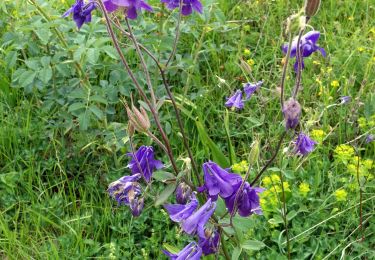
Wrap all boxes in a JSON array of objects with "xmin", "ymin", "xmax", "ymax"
[
  {"xmin": 304, "ymin": 30, "xmax": 320, "ymax": 44},
  {"xmin": 163, "ymin": 242, "xmax": 202, "ymax": 260},
  {"xmin": 176, "ymin": 182, "xmax": 192, "ymax": 204},
  {"xmin": 243, "ymin": 81, "xmax": 263, "ymax": 100},
  {"xmin": 130, "ymin": 197, "xmax": 144, "ymax": 216},
  {"xmin": 365, "ymin": 134, "xmax": 374, "ymax": 144},
  {"xmin": 295, "ymin": 133, "xmax": 317, "ymax": 155},
  {"xmin": 164, "ymin": 194, "xmax": 198, "ymax": 222},
  {"xmin": 198, "ymin": 228, "xmax": 220, "ymax": 255},
  {"xmin": 182, "ymin": 198, "xmax": 216, "ymax": 235},
  {"xmin": 225, "ymin": 90, "xmax": 244, "ymax": 110}
]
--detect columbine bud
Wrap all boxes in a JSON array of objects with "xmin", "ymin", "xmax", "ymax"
[
  {"xmin": 130, "ymin": 197, "xmax": 144, "ymax": 217},
  {"xmin": 127, "ymin": 122, "xmax": 135, "ymax": 137},
  {"xmin": 125, "ymin": 103, "xmax": 151, "ymax": 133},
  {"xmin": 176, "ymin": 182, "xmax": 192, "ymax": 204},
  {"xmin": 283, "ymin": 98, "xmax": 301, "ymax": 129},
  {"xmin": 304, "ymin": 0, "xmax": 321, "ymax": 18},
  {"xmin": 249, "ymin": 139, "xmax": 260, "ymax": 165}
]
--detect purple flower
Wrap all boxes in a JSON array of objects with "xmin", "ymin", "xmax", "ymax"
[
  {"xmin": 176, "ymin": 182, "xmax": 192, "ymax": 204},
  {"xmin": 201, "ymin": 161, "xmax": 242, "ymax": 200},
  {"xmin": 163, "ymin": 242, "xmax": 202, "ymax": 260},
  {"xmin": 225, "ymin": 90, "xmax": 244, "ymax": 110},
  {"xmin": 164, "ymin": 193, "xmax": 199, "ymax": 222},
  {"xmin": 181, "ymin": 198, "xmax": 216, "ymax": 235},
  {"xmin": 63, "ymin": 0, "xmax": 96, "ymax": 29},
  {"xmin": 129, "ymin": 197, "xmax": 144, "ymax": 216},
  {"xmin": 198, "ymin": 228, "xmax": 220, "ymax": 255},
  {"xmin": 283, "ymin": 98, "xmax": 302, "ymax": 129},
  {"xmin": 161, "ymin": 0, "xmax": 203, "ymax": 16},
  {"xmin": 225, "ymin": 182, "xmax": 264, "ymax": 217},
  {"xmin": 282, "ymin": 30, "xmax": 326, "ymax": 71},
  {"xmin": 107, "ymin": 174, "xmax": 141, "ymax": 205},
  {"xmin": 366, "ymin": 134, "xmax": 374, "ymax": 143},
  {"xmin": 243, "ymin": 81, "xmax": 263, "ymax": 100},
  {"xmin": 127, "ymin": 146, "xmax": 163, "ymax": 182},
  {"xmin": 295, "ymin": 133, "xmax": 317, "ymax": 155},
  {"xmin": 103, "ymin": 0, "xmax": 153, "ymax": 19},
  {"xmin": 339, "ymin": 96, "xmax": 351, "ymax": 104}
]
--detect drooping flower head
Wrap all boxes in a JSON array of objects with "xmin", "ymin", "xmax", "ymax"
[
  {"xmin": 225, "ymin": 90, "xmax": 245, "ymax": 110},
  {"xmin": 339, "ymin": 96, "xmax": 351, "ymax": 104},
  {"xmin": 129, "ymin": 197, "xmax": 144, "ymax": 216},
  {"xmin": 107, "ymin": 174, "xmax": 141, "ymax": 205},
  {"xmin": 164, "ymin": 193, "xmax": 199, "ymax": 222},
  {"xmin": 243, "ymin": 81, "xmax": 263, "ymax": 100},
  {"xmin": 181, "ymin": 198, "xmax": 216, "ymax": 235},
  {"xmin": 63, "ymin": 0, "xmax": 96, "ymax": 29},
  {"xmin": 295, "ymin": 133, "xmax": 317, "ymax": 155},
  {"xmin": 103, "ymin": 0, "xmax": 153, "ymax": 19},
  {"xmin": 200, "ymin": 161, "xmax": 242, "ymax": 200},
  {"xmin": 176, "ymin": 182, "xmax": 192, "ymax": 204},
  {"xmin": 127, "ymin": 146, "xmax": 163, "ymax": 182},
  {"xmin": 282, "ymin": 98, "xmax": 301, "ymax": 129},
  {"xmin": 366, "ymin": 134, "xmax": 374, "ymax": 144},
  {"xmin": 225, "ymin": 182, "xmax": 264, "ymax": 217},
  {"xmin": 163, "ymin": 242, "xmax": 202, "ymax": 260},
  {"xmin": 282, "ymin": 30, "xmax": 326, "ymax": 71},
  {"xmin": 161, "ymin": 0, "xmax": 203, "ymax": 16},
  {"xmin": 198, "ymin": 227, "xmax": 220, "ymax": 255}
]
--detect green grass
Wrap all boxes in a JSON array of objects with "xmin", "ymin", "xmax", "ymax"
[{"xmin": 0, "ymin": 0, "xmax": 374, "ymax": 259}]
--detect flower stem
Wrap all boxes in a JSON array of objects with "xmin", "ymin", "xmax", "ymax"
[
  {"xmin": 292, "ymin": 29, "xmax": 305, "ymax": 99},
  {"xmin": 279, "ymin": 171, "xmax": 291, "ymax": 259},
  {"xmin": 280, "ymin": 31, "xmax": 293, "ymax": 107},
  {"xmin": 165, "ymin": 0, "xmax": 183, "ymax": 67}
]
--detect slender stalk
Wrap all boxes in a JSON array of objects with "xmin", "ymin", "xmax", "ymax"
[
  {"xmin": 111, "ymin": 18, "xmax": 202, "ymax": 185},
  {"xmin": 124, "ymin": 18, "xmax": 157, "ymax": 107},
  {"xmin": 146, "ymin": 130, "xmax": 168, "ymax": 154},
  {"xmin": 250, "ymin": 131, "xmax": 287, "ymax": 186},
  {"xmin": 292, "ymin": 29, "xmax": 305, "ymax": 99},
  {"xmin": 355, "ymin": 150, "xmax": 364, "ymax": 242},
  {"xmin": 279, "ymin": 171, "xmax": 291, "ymax": 259},
  {"xmin": 280, "ymin": 31, "xmax": 293, "ymax": 107},
  {"xmin": 96, "ymin": 0, "xmax": 179, "ymax": 176},
  {"xmin": 219, "ymin": 228, "xmax": 231, "ymax": 260},
  {"xmin": 165, "ymin": 0, "xmax": 183, "ymax": 67}
]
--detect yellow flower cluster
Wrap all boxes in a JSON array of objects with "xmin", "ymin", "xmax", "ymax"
[
  {"xmin": 310, "ymin": 129, "xmax": 325, "ymax": 143},
  {"xmin": 331, "ymin": 80, "xmax": 340, "ymax": 88},
  {"xmin": 299, "ymin": 183, "xmax": 310, "ymax": 197},
  {"xmin": 357, "ymin": 115, "xmax": 375, "ymax": 130},
  {"xmin": 260, "ymin": 174, "xmax": 291, "ymax": 212},
  {"xmin": 231, "ymin": 160, "xmax": 249, "ymax": 173},
  {"xmin": 334, "ymin": 144, "xmax": 355, "ymax": 161},
  {"xmin": 346, "ymin": 157, "xmax": 374, "ymax": 179},
  {"xmin": 334, "ymin": 189, "xmax": 348, "ymax": 202},
  {"xmin": 243, "ymin": 48, "xmax": 251, "ymax": 56}
]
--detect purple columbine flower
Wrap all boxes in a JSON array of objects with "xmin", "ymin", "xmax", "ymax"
[
  {"xmin": 107, "ymin": 174, "xmax": 142, "ymax": 205},
  {"xmin": 164, "ymin": 193, "xmax": 199, "ymax": 222},
  {"xmin": 198, "ymin": 228, "xmax": 220, "ymax": 255},
  {"xmin": 103, "ymin": 0, "xmax": 153, "ymax": 19},
  {"xmin": 225, "ymin": 182, "xmax": 264, "ymax": 217},
  {"xmin": 161, "ymin": 0, "xmax": 203, "ymax": 16},
  {"xmin": 282, "ymin": 30, "xmax": 326, "ymax": 71},
  {"xmin": 176, "ymin": 182, "xmax": 192, "ymax": 204},
  {"xmin": 129, "ymin": 197, "xmax": 144, "ymax": 216},
  {"xmin": 182, "ymin": 198, "xmax": 216, "ymax": 235},
  {"xmin": 225, "ymin": 90, "xmax": 245, "ymax": 110},
  {"xmin": 127, "ymin": 146, "xmax": 163, "ymax": 182},
  {"xmin": 163, "ymin": 242, "xmax": 202, "ymax": 260},
  {"xmin": 283, "ymin": 98, "xmax": 302, "ymax": 129},
  {"xmin": 366, "ymin": 134, "xmax": 374, "ymax": 143},
  {"xmin": 243, "ymin": 81, "xmax": 263, "ymax": 100},
  {"xmin": 63, "ymin": 0, "xmax": 96, "ymax": 29},
  {"xmin": 200, "ymin": 161, "xmax": 242, "ymax": 200},
  {"xmin": 339, "ymin": 96, "xmax": 351, "ymax": 104},
  {"xmin": 295, "ymin": 133, "xmax": 317, "ymax": 155}
]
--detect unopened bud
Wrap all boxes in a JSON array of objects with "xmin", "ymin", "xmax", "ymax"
[
  {"xmin": 249, "ymin": 139, "xmax": 260, "ymax": 165},
  {"xmin": 132, "ymin": 105, "xmax": 150, "ymax": 131},
  {"xmin": 175, "ymin": 182, "xmax": 192, "ymax": 205},
  {"xmin": 127, "ymin": 122, "xmax": 135, "ymax": 137},
  {"xmin": 304, "ymin": 0, "xmax": 321, "ymax": 18},
  {"xmin": 283, "ymin": 98, "xmax": 301, "ymax": 129}
]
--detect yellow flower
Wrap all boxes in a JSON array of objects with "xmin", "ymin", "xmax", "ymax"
[
  {"xmin": 331, "ymin": 80, "xmax": 340, "ymax": 88},
  {"xmin": 243, "ymin": 48, "xmax": 251, "ymax": 56},
  {"xmin": 363, "ymin": 159, "xmax": 373, "ymax": 169},
  {"xmin": 357, "ymin": 117, "xmax": 367, "ymax": 129},
  {"xmin": 311, "ymin": 129, "xmax": 325, "ymax": 143},
  {"xmin": 262, "ymin": 176, "xmax": 272, "ymax": 187},
  {"xmin": 232, "ymin": 160, "xmax": 249, "ymax": 173},
  {"xmin": 326, "ymin": 67, "xmax": 333, "ymax": 73},
  {"xmin": 334, "ymin": 144, "xmax": 355, "ymax": 161},
  {"xmin": 247, "ymin": 59, "xmax": 255, "ymax": 66},
  {"xmin": 282, "ymin": 182, "xmax": 290, "ymax": 192},
  {"xmin": 334, "ymin": 189, "xmax": 348, "ymax": 202},
  {"xmin": 313, "ymin": 60, "xmax": 321, "ymax": 65},
  {"xmin": 299, "ymin": 183, "xmax": 310, "ymax": 196},
  {"xmin": 271, "ymin": 174, "xmax": 281, "ymax": 183},
  {"xmin": 357, "ymin": 47, "xmax": 365, "ymax": 52},
  {"xmin": 348, "ymin": 16, "xmax": 354, "ymax": 21}
]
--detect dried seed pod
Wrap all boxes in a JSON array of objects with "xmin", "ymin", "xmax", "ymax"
[{"xmin": 304, "ymin": 0, "xmax": 321, "ymax": 18}]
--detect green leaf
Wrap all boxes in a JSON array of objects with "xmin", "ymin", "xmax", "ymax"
[
  {"xmin": 286, "ymin": 210, "xmax": 298, "ymax": 221},
  {"xmin": 38, "ymin": 67, "xmax": 52, "ymax": 84},
  {"xmin": 19, "ymin": 70, "xmax": 36, "ymax": 88},
  {"xmin": 78, "ymin": 111, "xmax": 91, "ymax": 131},
  {"xmin": 155, "ymin": 183, "xmax": 176, "ymax": 206},
  {"xmin": 86, "ymin": 48, "xmax": 100, "ymax": 64},
  {"xmin": 68, "ymin": 102, "xmax": 86, "ymax": 112},
  {"xmin": 5, "ymin": 51, "xmax": 17, "ymax": 69},
  {"xmin": 101, "ymin": 46, "xmax": 119, "ymax": 60},
  {"xmin": 89, "ymin": 104, "xmax": 104, "ymax": 119},
  {"xmin": 153, "ymin": 171, "xmax": 176, "ymax": 182},
  {"xmin": 91, "ymin": 95, "xmax": 108, "ymax": 105},
  {"xmin": 232, "ymin": 247, "xmax": 242, "ymax": 260},
  {"xmin": 162, "ymin": 243, "xmax": 180, "ymax": 255},
  {"xmin": 195, "ymin": 119, "xmax": 229, "ymax": 168},
  {"xmin": 241, "ymin": 240, "xmax": 266, "ymax": 251}
]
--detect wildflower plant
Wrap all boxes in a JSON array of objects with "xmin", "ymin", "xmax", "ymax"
[{"xmin": 57, "ymin": 0, "xmax": 371, "ymax": 258}]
